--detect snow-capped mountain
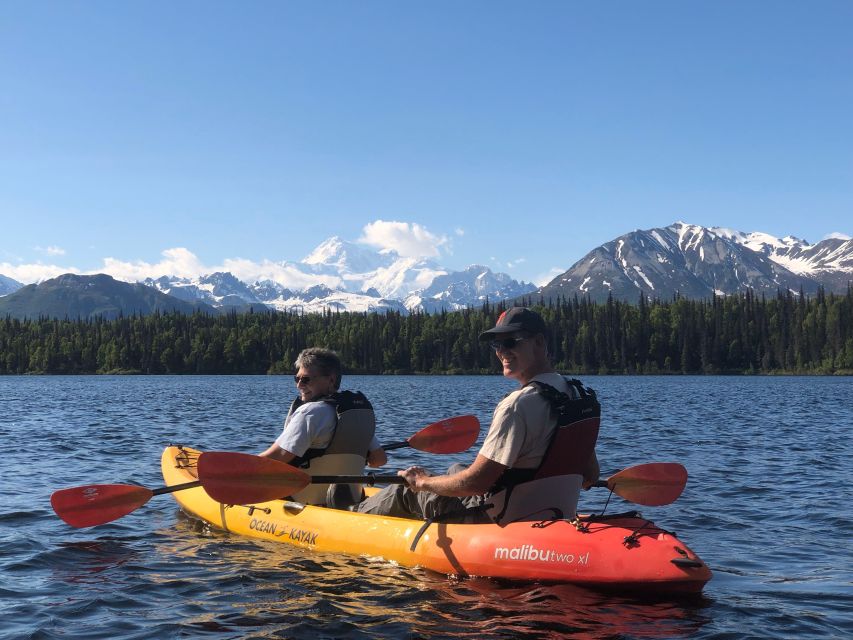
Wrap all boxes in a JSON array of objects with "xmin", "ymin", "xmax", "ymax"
[
  {"xmin": 137, "ymin": 237, "xmax": 532, "ymax": 313},
  {"xmin": 143, "ymin": 272, "xmax": 265, "ymax": 307},
  {"xmin": 406, "ymin": 265, "xmax": 536, "ymax": 312},
  {"xmin": 536, "ymin": 222, "xmax": 851, "ymax": 303},
  {"xmin": 0, "ymin": 274, "xmax": 23, "ymax": 297},
  {"xmin": 714, "ymin": 228, "xmax": 853, "ymax": 292}
]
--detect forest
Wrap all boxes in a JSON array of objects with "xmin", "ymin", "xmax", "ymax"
[{"xmin": 1, "ymin": 287, "xmax": 851, "ymax": 376}]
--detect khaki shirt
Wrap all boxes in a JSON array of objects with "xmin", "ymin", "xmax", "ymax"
[{"xmin": 478, "ymin": 372, "xmax": 578, "ymax": 469}]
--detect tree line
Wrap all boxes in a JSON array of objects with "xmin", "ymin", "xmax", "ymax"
[{"xmin": 1, "ymin": 287, "xmax": 852, "ymax": 375}]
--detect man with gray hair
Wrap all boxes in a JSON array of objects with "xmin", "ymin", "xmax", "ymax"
[{"xmin": 260, "ymin": 348, "xmax": 387, "ymax": 505}]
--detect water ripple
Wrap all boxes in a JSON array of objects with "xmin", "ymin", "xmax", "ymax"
[{"xmin": 1, "ymin": 375, "xmax": 851, "ymax": 638}]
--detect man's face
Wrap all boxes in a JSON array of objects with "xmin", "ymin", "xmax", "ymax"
[
  {"xmin": 293, "ymin": 366, "xmax": 336, "ymax": 401},
  {"xmin": 490, "ymin": 332, "xmax": 538, "ymax": 383}
]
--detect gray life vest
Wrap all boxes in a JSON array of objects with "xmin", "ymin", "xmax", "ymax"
[{"xmin": 287, "ymin": 391, "xmax": 376, "ymax": 505}]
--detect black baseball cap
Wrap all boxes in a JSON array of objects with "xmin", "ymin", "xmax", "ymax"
[{"xmin": 479, "ymin": 307, "xmax": 547, "ymax": 340}]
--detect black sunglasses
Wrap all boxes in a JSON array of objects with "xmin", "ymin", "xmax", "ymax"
[
  {"xmin": 294, "ymin": 375, "xmax": 318, "ymax": 384},
  {"xmin": 489, "ymin": 336, "xmax": 528, "ymax": 351}
]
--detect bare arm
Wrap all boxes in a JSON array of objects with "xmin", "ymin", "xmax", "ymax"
[
  {"xmin": 366, "ymin": 446, "xmax": 387, "ymax": 468},
  {"xmin": 401, "ymin": 454, "xmax": 506, "ymax": 497},
  {"xmin": 582, "ymin": 450, "xmax": 599, "ymax": 489},
  {"xmin": 258, "ymin": 443, "xmax": 297, "ymax": 464}
]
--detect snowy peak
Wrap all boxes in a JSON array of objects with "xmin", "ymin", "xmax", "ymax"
[
  {"xmin": 133, "ymin": 235, "xmax": 531, "ymax": 314},
  {"xmin": 537, "ymin": 222, "xmax": 849, "ymax": 303},
  {"xmin": 407, "ymin": 265, "xmax": 535, "ymax": 312},
  {"xmin": 0, "ymin": 274, "xmax": 24, "ymax": 297},
  {"xmin": 302, "ymin": 236, "xmax": 394, "ymax": 274}
]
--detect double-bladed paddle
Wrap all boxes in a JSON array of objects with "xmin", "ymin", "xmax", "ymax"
[
  {"xmin": 198, "ymin": 454, "xmax": 689, "ymax": 508},
  {"xmin": 593, "ymin": 462, "xmax": 687, "ymax": 506},
  {"xmin": 383, "ymin": 414, "xmax": 479, "ymax": 454},
  {"xmin": 50, "ymin": 414, "xmax": 480, "ymax": 528}
]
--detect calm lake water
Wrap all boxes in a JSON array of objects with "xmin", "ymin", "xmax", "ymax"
[{"xmin": 1, "ymin": 375, "xmax": 850, "ymax": 639}]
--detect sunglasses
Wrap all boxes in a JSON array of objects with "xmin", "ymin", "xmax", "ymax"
[
  {"xmin": 294, "ymin": 375, "xmax": 321, "ymax": 384},
  {"xmin": 489, "ymin": 336, "xmax": 528, "ymax": 351}
]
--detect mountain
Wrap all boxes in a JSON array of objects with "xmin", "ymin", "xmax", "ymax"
[
  {"xmin": 303, "ymin": 236, "xmax": 395, "ymax": 275},
  {"xmin": 0, "ymin": 274, "xmax": 214, "ymax": 320},
  {"xmin": 0, "ymin": 274, "xmax": 24, "ymax": 297},
  {"xmin": 144, "ymin": 272, "xmax": 267, "ymax": 308},
  {"xmin": 251, "ymin": 282, "xmax": 408, "ymax": 314},
  {"xmin": 134, "ymin": 237, "xmax": 531, "ymax": 314},
  {"xmin": 714, "ymin": 229, "xmax": 853, "ymax": 292},
  {"xmin": 534, "ymin": 222, "xmax": 850, "ymax": 304},
  {"xmin": 405, "ymin": 265, "xmax": 536, "ymax": 312}
]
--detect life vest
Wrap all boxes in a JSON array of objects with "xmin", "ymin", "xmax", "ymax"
[
  {"xmin": 485, "ymin": 377, "xmax": 600, "ymax": 525},
  {"xmin": 286, "ymin": 390, "xmax": 376, "ymax": 505}
]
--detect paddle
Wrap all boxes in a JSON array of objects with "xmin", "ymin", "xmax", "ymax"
[
  {"xmin": 50, "ymin": 415, "xmax": 478, "ymax": 528},
  {"xmin": 50, "ymin": 480, "xmax": 201, "ymax": 528},
  {"xmin": 593, "ymin": 462, "xmax": 687, "ymax": 506},
  {"xmin": 198, "ymin": 454, "xmax": 689, "ymax": 508},
  {"xmin": 197, "ymin": 451, "xmax": 405, "ymax": 504},
  {"xmin": 384, "ymin": 414, "xmax": 480, "ymax": 454}
]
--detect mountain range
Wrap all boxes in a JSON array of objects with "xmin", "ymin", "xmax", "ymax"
[
  {"xmin": 1, "ymin": 223, "xmax": 851, "ymax": 319},
  {"xmin": 536, "ymin": 222, "xmax": 852, "ymax": 303}
]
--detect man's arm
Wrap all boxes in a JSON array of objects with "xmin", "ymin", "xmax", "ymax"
[
  {"xmin": 401, "ymin": 454, "xmax": 506, "ymax": 497},
  {"xmin": 258, "ymin": 442, "xmax": 297, "ymax": 464},
  {"xmin": 366, "ymin": 446, "xmax": 387, "ymax": 468},
  {"xmin": 582, "ymin": 450, "xmax": 599, "ymax": 489}
]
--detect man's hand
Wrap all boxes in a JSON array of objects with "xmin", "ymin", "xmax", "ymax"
[{"xmin": 399, "ymin": 465, "xmax": 432, "ymax": 491}]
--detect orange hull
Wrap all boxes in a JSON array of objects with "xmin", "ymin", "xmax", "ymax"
[{"xmin": 163, "ymin": 446, "xmax": 711, "ymax": 594}]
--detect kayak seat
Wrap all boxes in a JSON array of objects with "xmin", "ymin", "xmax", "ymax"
[{"xmin": 326, "ymin": 483, "xmax": 365, "ymax": 511}]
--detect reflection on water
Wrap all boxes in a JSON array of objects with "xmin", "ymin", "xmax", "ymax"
[
  {"xmin": 133, "ymin": 513, "xmax": 712, "ymax": 639},
  {"xmin": 2, "ymin": 375, "xmax": 851, "ymax": 638}
]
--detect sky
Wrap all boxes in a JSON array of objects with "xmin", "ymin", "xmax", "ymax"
[{"xmin": 1, "ymin": 1, "xmax": 851, "ymax": 287}]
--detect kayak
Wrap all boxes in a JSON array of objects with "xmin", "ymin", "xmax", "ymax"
[{"xmin": 161, "ymin": 445, "xmax": 712, "ymax": 594}]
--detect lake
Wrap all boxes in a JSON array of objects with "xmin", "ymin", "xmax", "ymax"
[{"xmin": 1, "ymin": 375, "xmax": 850, "ymax": 639}]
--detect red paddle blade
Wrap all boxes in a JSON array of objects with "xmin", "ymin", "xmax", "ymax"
[
  {"xmin": 408, "ymin": 415, "xmax": 480, "ymax": 454},
  {"xmin": 197, "ymin": 451, "xmax": 310, "ymax": 504},
  {"xmin": 607, "ymin": 462, "xmax": 688, "ymax": 506},
  {"xmin": 51, "ymin": 484, "xmax": 154, "ymax": 528}
]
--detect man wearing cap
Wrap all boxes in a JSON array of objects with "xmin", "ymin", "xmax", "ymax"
[{"xmin": 355, "ymin": 306, "xmax": 599, "ymax": 523}]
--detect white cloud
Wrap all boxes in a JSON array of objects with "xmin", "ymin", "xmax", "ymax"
[
  {"xmin": 534, "ymin": 267, "xmax": 564, "ymax": 287},
  {"xmin": 823, "ymin": 232, "xmax": 851, "ymax": 241},
  {"xmin": 100, "ymin": 247, "xmax": 207, "ymax": 282},
  {"xmin": 455, "ymin": 227, "xmax": 465, "ymax": 236},
  {"xmin": 35, "ymin": 245, "xmax": 66, "ymax": 256},
  {"xmin": 358, "ymin": 220, "xmax": 448, "ymax": 259},
  {"xmin": 0, "ymin": 262, "xmax": 79, "ymax": 283},
  {"xmin": 221, "ymin": 257, "xmax": 341, "ymax": 290}
]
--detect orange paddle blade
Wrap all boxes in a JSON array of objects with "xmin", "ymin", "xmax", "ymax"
[
  {"xmin": 406, "ymin": 415, "xmax": 480, "ymax": 454},
  {"xmin": 50, "ymin": 484, "xmax": 154, "ymax": 528},
  {"xmin": 197, "ymin": 451, "xmax": 311, "ymax": 504},
  {"xmin": 606, "ymin": 462, "xmax": 688, "ymax": 506}
]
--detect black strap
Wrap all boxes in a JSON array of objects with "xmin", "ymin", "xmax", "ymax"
[{"xmin": 409, "ymin": 503, "xmax": 492, "ymax": 551}]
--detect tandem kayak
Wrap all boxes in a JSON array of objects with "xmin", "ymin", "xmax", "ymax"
[{"xmin": 161, "ymin": 445, "xmax": 712, "ymax": 594}]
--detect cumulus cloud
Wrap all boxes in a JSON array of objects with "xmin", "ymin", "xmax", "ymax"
[
  {"xmin": 0, "ymin": 262, "xmax": 79, "ymax": 283},
  {"xmin": 358, "ymin": 220, "xmax": 448, "ymax": 259},
  {"xmin": 221, "ymin": 257, "xmax": 341, "ymax": 290},
  {"xmin": 100, "ymin": 248, "xmax": 208, "ymax": 282},
  {"xmin": 823, "ymin": 232, "xmax": 851, "ymax": 241}
]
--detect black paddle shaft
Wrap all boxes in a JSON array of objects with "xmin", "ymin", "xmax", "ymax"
[{"xmin": 309, "ymin": 474, "xmax": 406, "ymax": 486}]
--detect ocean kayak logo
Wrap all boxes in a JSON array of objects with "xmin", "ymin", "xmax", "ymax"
[
  {"xmin": 494, "ymin": 544, "xmax": 590, "ymax": 565},
  {"xmin": 249, "ymin": 518, "xmax": 318, "ymax": 545}
]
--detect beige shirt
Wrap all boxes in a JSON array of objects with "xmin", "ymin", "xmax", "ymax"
[{"xmin": 478, "ymin": 372, "xmax": 578, "ymax": 469}]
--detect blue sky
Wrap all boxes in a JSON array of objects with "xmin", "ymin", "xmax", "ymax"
[{"xmin": 1, "ymin": 1, "xmax": 851, "ymax": 286}]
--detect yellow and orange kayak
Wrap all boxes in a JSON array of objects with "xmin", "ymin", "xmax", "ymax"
[{"xmin": 162, "ymin": 446, "xmax": 711, "ymax": 594}]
